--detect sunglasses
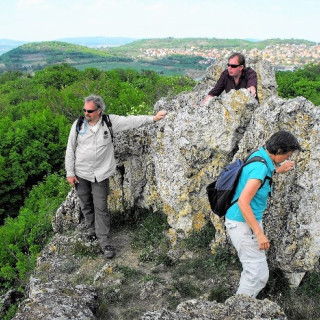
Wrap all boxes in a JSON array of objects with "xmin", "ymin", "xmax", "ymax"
[
  {"xmin": 227, "ymin": 63, "xmax": 242, "ymax": 68},
  {"xmin": 83, "ymin": 108, "xmax": 98, "ymax": 113}
]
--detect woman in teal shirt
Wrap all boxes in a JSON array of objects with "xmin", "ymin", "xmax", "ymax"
[{"xmin": 225, "ymin": 131, "xmax": 302, "ymax": 298}]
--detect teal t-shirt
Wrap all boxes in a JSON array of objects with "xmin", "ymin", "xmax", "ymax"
[{"xmin": 225, "ymin": 147, "xmax": 275, "ymax": 222}]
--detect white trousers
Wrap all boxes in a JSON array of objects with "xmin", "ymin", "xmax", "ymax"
[{"xmin": 225, "ymin": 218, "xmax": 269, "ymax": 298}]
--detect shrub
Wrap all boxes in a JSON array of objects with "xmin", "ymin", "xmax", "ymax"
[{"xmin": 0, "ymin": 173, "xmax": 69, "ymax": 292}]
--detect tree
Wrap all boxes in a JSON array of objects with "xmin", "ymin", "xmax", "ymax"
[{"xmin": 276, "ymin": 63, "xmax": 320, "ymax": 106}]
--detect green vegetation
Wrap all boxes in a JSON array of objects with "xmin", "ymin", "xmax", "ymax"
[
  {"xmin": 108, "ymin": 37, "xmax": 316, "ymax": 54},
  {"xmin": 0, "ymin": 174, "xmax": 69, "ymax": 291},
  {"xmin": 0, "ymin": 41, "xmax": 112, "ymax": 72},
  {"xmin": 0, "ymin": 64, "xmax": 195, "ymax": 220},
  {"xmin": 0, "ymin": 40, "xmax": 210, "ymax": 76},
  {"xmin": 0, "ymin": 64, "xmax": 195, "ymax": 319},
  {"xmin": 276, "ymin": 63, "xmax": 320, "ymax": 105},
  {"xmin": 76, "ymin": 54, "xmax": 208, "ymax": 78},
  {"xmin": 258, "ymin": 268, "xmax": 320, "ymax": 320},
  {"xmin": 131, "ymin": 211, "xmax": 171, "ymax": 264},
  {"xmin": 183, "ymin": 223, "xmax": 216, "ymax": 250}
]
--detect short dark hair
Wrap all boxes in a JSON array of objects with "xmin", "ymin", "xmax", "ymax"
[
  {"xmin": 265, "ymin": 130, "xmax": 302, "ymax": 155},
  {"xmin": 228, "ymin": 52, "xmax": 246, "ymax": 68}
]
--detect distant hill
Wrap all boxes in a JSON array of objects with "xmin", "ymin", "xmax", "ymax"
[
  {"xmin": 0, "ymin": 37, "xmax": 318, "ymax": 77},
  {"xmin": 108, "ymin": 37, "xmax": 255, "ymax": 57},
  {"xmin": 0, "ymin": 37, "xmax": 137, "ymax": 55},
  {"xmin": 107, "ymin": 37, "xmax": 316, "ymax": 56},
  {"xmin": 0, "ymin": 39, "xmax": 26, "ymax": 55},
  {"xmin": 57, "ymin": 36, "xmax": 138, "ymax": 47},
  {"xmin": 0, "ymin": 39, "xmax": 208, "ymax": 77},
  {"xmin": 0, "ymin": 41, "xmax": 133, "ymax": 73}
]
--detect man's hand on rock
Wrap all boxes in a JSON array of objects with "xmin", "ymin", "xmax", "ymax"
[
  {"xmin": 199, "ymin": 95, "xmax": 213, "ymax": 107},
  {"xmin": 247, "ymin": 86, "xmax": 257, "ymax": 97},
  {"xmin": 153, "ymin": 110, "xmax": 167, "ymax": 122}
]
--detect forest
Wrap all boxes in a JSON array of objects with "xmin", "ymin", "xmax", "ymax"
[
  {"xmin": 276, "ymin": 63, "xmax": 320, "ymax": 105},
  {"xmin": 0, "ymin": 62, "xmax": 319, "ymax": 319}
]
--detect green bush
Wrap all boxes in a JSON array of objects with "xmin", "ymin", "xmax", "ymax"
[
  {"xmin": 0, "ymin": 108, "xmax": 70, "ymax": 218},
  {"xmin": 276, "ymin": 63, "xmax": 320, "ymax": 106},
  {"xmin": 0, "ymin": 173, "xmax": 69, "ymax": 292}
]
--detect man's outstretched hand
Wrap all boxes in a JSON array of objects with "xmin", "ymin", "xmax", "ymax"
[{"xmin": 153, "ymin": 110, "xmax": 167, "ymax": 122}]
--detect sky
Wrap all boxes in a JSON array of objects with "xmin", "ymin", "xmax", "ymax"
[{"xmin": 0, "ymin": 0, "xmax": 318, "ymax": 43}]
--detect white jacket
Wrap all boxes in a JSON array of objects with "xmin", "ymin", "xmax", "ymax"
[{"xmin": 65, "ymin": 114, "xmax": 154, "ymax": 182}]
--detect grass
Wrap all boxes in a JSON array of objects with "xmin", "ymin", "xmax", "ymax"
[
  {"xmin": 208, "ymin": 285, "xmax": 232, "ymax": 303},
  {"xmin": 174, "ymin": 280, "xmax": 199, "ymax": 298},
  {"xmin": 259, "ymin": 270, "xmax": 320, "ymax": 320},
  {"xmin": 130, "ymin": 211, "xmax": 171, "ymax": 264},
  {"xmin": 183, "ymin": 223, "xmax": 216, "ymax": 250},
  {"xmin": 116, "ymin": 265, "xmax": 141, "ymax": 279},
  {"xmin": 72, "ymin": 240, "xmax": 100, "ymax": 258},
  {"xmin": 2, "ymin": 305, "xmax": 19, "ymax": 320}
]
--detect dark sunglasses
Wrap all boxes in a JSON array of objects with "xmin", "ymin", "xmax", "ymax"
[
  {"xmin": 83, "ymin": 108, "xmax": 98, "ymax": 113},
  {"xmin": 227, "ymin": 63, "xmax": 242, "ymax": 68}
]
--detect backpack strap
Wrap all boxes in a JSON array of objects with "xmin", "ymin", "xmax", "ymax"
[
  {"xmin": 246, "ymin": 156, "xmax": 273, "ymax": 193},
  {"xmin": 75, "ymin": 114, "xmax": 114, "ymax": 143},
  {"xmin": 102, "ymin": 114, "xmax": 114, "ymax": 143},
  {"xmin": 75, "ymin": 115, "xmax": 85, "ymax": 139},
  {"xmin": 229, "ymin": 156, "xmax": 273, "ymax": 208}
]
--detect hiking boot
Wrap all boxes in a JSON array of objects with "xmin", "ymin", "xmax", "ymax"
[{"xmin": 102, "ymin": 245, "xmax": 115, "ymax": 259}]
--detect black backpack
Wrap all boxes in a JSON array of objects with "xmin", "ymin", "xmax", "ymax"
[
  {"xmin": 206, "ymin": 155, "xmax": 272, "ymax": 217},
  {"xmin": 75, "ymin": 114, "xmax": 114, "ymax": 142}
]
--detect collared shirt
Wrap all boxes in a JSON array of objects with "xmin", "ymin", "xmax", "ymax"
[
  {"xmin": 65, "ymin": 114, "xmax": 154, "ymax": 182},
  {"xmin": 208, "ymin": 67, "xmax": 258, "ymax": 100},
  {"xmin": 225, "ymin": 147, "xmax": 275, "ymax": 222}
]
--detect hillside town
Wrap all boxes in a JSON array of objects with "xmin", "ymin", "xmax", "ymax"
[{"xmin": 138, "ymin": 43, "xmax": 320, "ymax": 70}]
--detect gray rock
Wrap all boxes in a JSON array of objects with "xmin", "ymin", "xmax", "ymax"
[
  {"xmin": 141, "ymin": 295, "xmax": 287, "ymax": 320},
  {"xmin": 52, "ymin": 187, "xmax": 82, "ymax": 233},
  {"xmin": 13, "ymin": 277, "xmax": 97, "ymax": 320},
  {"xmin": 51, "ymin": 57, "xmax": 320, "ymax": 286}
]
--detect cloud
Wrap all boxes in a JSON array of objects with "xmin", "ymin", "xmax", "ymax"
[
  {"xmin": 270, "ymin": 5, "xmax": 283, "ymax": 12},
  {"xmin": 17, "ymin": 0, "xmax": 46, "ymax": 8},
  {"xmin": 1, "ymin": 0, "xmax": 318, "ymax": 42}
]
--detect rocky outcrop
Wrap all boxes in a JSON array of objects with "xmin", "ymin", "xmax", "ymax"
[
  {"xmin": 245, "ymin": 95, "xmax": 320, "ymax": 286},
  {"xmin": 12, "ymin": 212, "xmax": 288, "ymax": 319},
  {"xmin": 12, "ymin": 58, "xmax": 320, "ymax": 319},
  {"xmin": 13, "ymin": 278, "xmax": 96, "ymax": 320},
  {"xmin": 53, "ymin": 58, "xmax": 320, "ymax": 287},
  {"xmin": 141, "ymin": 295, "xmax": 287, "ymax": 320},
  {"xmin": 12, "ymin": 223, "xmax": 99, "ymax": 320}
]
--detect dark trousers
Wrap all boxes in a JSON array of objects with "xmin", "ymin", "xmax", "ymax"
[{"xmin": 75, "ymin": 177, "xmax": 110, "ymax": 249}]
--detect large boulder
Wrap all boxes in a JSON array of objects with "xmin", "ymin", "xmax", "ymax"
[
  {"xmin": 141, "ymin": 295, "xmax": 287, "ymax": 320},
  {"xmin": 238, "ymin": 95, "xmax": 320, "ymax": 286},
  {"xmin": 53, "ymin": 59, "xmax": 320, "ymax": 286}
]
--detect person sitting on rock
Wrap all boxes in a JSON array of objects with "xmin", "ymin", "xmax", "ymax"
[
  {"xmin": 225, "ymin": 130, "xmax": 301, "ymax": 298},
  {"xmin": 65, "ymin": 94, "xmax": 166, "ymax": 259},
  {"xmin": 200, "ymin": 52, "xmax": 258, "ymax": 106}
]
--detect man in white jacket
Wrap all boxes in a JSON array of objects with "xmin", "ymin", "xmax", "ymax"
[{"xmin": 65, "ymin": 94, "xmax": 166, "ymax": 258}]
